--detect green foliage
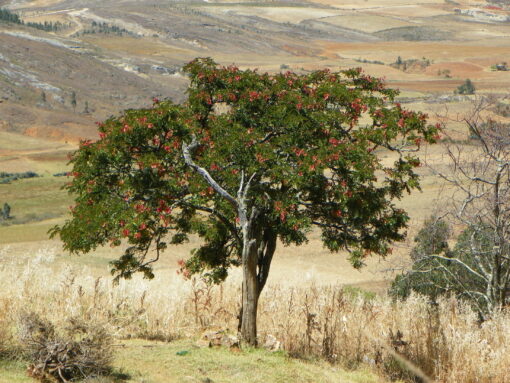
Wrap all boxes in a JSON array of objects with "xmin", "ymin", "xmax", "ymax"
[
  {"xmin": 354, "ymin": 58, "xmax": 385, "ymax": 65},
  {"xmin": 455, "ymin": 79, "xmax": 475, "ymax": 95},
  {"xmin": 0, "ymin": 8, "xmax": 70, "ymax": 31},
  {"xmin": 0, "ymin": 8, "xmax": 22, "ymax": 24},
  {"xmin": 80, "ymin": 21, "xmax": 133, "ymax": 36},
  {"xmin": 25, "ymin": 20, "xmax": 69, "ymax": 32},
  {"xmin": 390, "ymin": 217, "xmax": 452, "ymax": 302},
  {"xmin": 437, "ymin": 69, "xmax": 451, "ymax": 78},
  {"xmin": 0, "ymin": 171, "xmax": 39, "ymax": 184},
  {"xmin": 2, "ymin": 203, "xmax": 10, "ymax": 220},
  {"xmin": 390, "ymin": 218, "xmax": 491, "ymax": 310},
  {"xmin": 342, "ymin": 285, "xmax": 376, "ymax": 301},
  {"xmin": 51, "ymin": 58, "xmax": 439, "ymax": 282},
  {"xmin": 409, "ymin": 216, "xmax": 451, "ymax": 262},
  {"xmin": 491, "ymin": 62, "xmax": 508, "ymax": 71},
  {"xmin": 494, "ymin": 102, "xmax": 510, "ymax": 117}
]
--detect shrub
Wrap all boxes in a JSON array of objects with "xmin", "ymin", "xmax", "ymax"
[
  {"xmin": 409, "ymin": 217, "xmax": 451, "ymax": 263},
  {"xmin": 19, "ymin": 313, "xmax": 113, "ymax": 382},
  {"xmin": 455, "ymin": 79, "xmax": 475, "ymax": 95},
  {"xmin": 390, "ymin": 218, "xmax": 497, "ymax": 314},
  {"xmin": 1, "ymin": 203, "xmax": 10, "ymax": 220},
  {"xmin": 0, "ymin": 171, "xmax": 39, "ymax": 184}
]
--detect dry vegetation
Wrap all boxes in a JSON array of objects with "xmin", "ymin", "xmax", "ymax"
[{"xmin": 0, "ymin": 251, "xmax": 508, "ymax": 382}]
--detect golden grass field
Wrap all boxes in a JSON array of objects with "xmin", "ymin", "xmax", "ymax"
[{"xmin": 0, "ymin": 257, "xmax": 509, "ymax": 382}]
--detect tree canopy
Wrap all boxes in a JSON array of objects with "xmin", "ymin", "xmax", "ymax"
[{"xmin": 51, "ymin": 58, "xmax": 439, "ymax": 343}]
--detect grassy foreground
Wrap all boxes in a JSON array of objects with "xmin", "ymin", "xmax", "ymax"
[{"xmin": 0, "ymin": 339, "xmax": 384, "ymax": 383}]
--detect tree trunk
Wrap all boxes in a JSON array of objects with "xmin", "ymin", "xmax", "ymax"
[
  {"xmin": 240, "ymin": 236, "xmax": 260, "ymax": 345},
  {"xmin": 239, "ymin": 224, "xmax": 277, "ymax": 345}
]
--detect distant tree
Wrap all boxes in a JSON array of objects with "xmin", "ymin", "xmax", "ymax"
[
  {"xmin": 409, "ymin": 216, "xmax": 451, "ymax": 263},
  {"xmin": 396, "ymin": 56, "xmax": 403, "ymax": 66},
  {"xmin": 456, "ymin": 79, "xmax": 475, "ymax": 95},
  {"xmin": 0, "ymin": 8, "xmax": 22, "ymax": 24},
  {"xmin": 390, "ymin": 216, "xmax": 453, "ymax": 302},
  {"xmin": 51, "ymin": 58, "xmax": 439, "ymax": 345},
  {"xmin": 393, "ymin": 97, "xmax": 510, "ymax": 314},
  {"xmin": 2, "ymin": 203, "xmax": 11, "ymax": 220},
  {"xmin": 390, "ymin": 219, "xmax": 492, "ymax": 312},
  {"xmin": 71, "ymin": 91, "xmax": 77, "ymax": 112},
  {"xmin": 40, "ymin": 91, "xmax": 47, "ymax": 103}
]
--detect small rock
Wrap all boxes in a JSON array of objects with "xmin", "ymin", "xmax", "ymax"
[
  {"xmin": 263, "ymin": 334, "xmax": 281, "ymax": 351},
  {"xmin": 197, "ymin": 330, "xmax": 239, "ymax": 349},
  {"xmin": 221, "ymin": 333, "xmax": 239, "ymax": 348}
]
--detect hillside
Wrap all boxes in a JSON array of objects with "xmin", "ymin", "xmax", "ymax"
[{"xmin": 0, "ymin": 0, "xmax": 509, "ymax": 139}]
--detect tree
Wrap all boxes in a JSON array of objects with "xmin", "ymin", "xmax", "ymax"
[
  {"xmin": 437, "ymin": 98, "xmax": 510, "ymax": 311},
  {"xmin": 71, "ymin": 91, "xmax": 77, "ymax": 112},
  {"xmin": 390, "ymin": 217, "xmax": 479, "ymax": 307},
  {"xmin": 2, "ymin": 203, "xmax": 10, "ymax": 220},
  {"xmin": 41, "ymin": 91, "xmax": 47, "ymax": 104},
  {"xmin": 409, "ymin": 216, "xmax": 451, "ymax": 263},
  {"xmin": 50, "ymin": 58, "xmax": 439, "ymax": 345},
  {"xmin": 395, "ymin": 97, "xmax": 510, "ymax": 313},
  {"xmin": 455, "ymin": 79, "xmax": 475, "ymax": 95},
  {"xmin": 391, "ymin": 218, "xmax": 500, "ymax": 315}
]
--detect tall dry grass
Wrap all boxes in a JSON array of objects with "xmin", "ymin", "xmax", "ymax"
[{"xmin": 0, "ymin": 246, "xmax": 509, "ymax": 382}]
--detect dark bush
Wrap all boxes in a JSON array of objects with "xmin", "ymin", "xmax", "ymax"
[
  {"xmin": 0, "ymin": 171, "xmax": 39, "ymax": 184},
  {"xmin": 390, "ymin": 218, "xmax": 491, "ymax": 312},
  {"xmin": 455, "ymin": 79, "xmax": 475, "ymax": 95}
]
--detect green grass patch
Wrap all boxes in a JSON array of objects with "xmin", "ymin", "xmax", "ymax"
[
  {"xmin": 0, "ymin": 339, "xmax": 385, "ymax": 383},
  {"xmin": 0, "ymin": 222, "xmax": 60, "ymax": 244},
  {"xmin": 343, "ymin": 285, "xmax": 377, "ymax": 301},
  {"xmin": 0, "ymin": 360, "xmax": 31, "ymax": 383},
  {"xmin": 112, "ymin": 339, "xmax": 383, "ymax": 383},
  {"xmin": 0, "ymin": 177, "xmax": 72, "ymax": 240}
]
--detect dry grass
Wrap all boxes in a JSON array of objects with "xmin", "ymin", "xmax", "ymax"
[
  {"xmin": 0, "ymin": 250, "xmax": 508, "ymax": 382},
  {"xmin": 201, "ymin": 6, "xmax": 344, "ymax": 24},
  {"xmin": 321, "ymin": 15, "xmax": 413, "ymax": 33}
]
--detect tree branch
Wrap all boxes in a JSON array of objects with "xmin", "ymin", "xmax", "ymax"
[
  {"xmin": 429, "ymin": 255, "xmax": 488, "ymax": 282},
  {"xmin": 182, "ymin": 138, "xmax": 238, "ymax": 208}
]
